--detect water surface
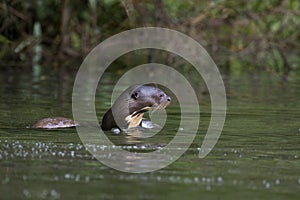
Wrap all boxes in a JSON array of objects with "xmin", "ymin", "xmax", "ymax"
[{"xmin": 0, "ymin": 68, "xmax": 300, "ymax": 199}]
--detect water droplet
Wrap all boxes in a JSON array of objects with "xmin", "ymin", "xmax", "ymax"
[
  {"xmin": 50, "ymin": 189, "xmax": 60, "ymax": 199},
  {"xmin": 157, "ymin": 176, "xmax": 161, "ymax": 181},
  {"xmin": 217, "ymin": 176, "xmax": 223, "ymax": 183},
  {"xmin": 233, "ymin": 180, "xmax": 237, "ymax": 185},
  {"xmin": 23, "ymin": 175, "xmax": 28, "ymax": 181},
  {"xmin": 75, "ymin": 174, "xmax": 80, "ymax": 182},
  {"xmin": 39, "ymin": 190, "xmax": 48, "ymax": 199},
  {"xmin": 23, "ymin": 189, "xmax": 31, "ymax": 198},
  {"xmin": 140, "ymin": 145, "xmax": 146, "ymax": 150},
  {"xmin": 184, "ymin": 177, "xmax": 192, "ymax": 184},
  {"xmin": 98, "ymin": 175, "xmax": 104, "ymax": 179},
  {"xmin": 112, "ymin": 128, "xmax": 120, "ymax": 134},
  {"xmin": 206, "ymin": 185, "xmax": 211, "ymax": 191},
  {"xmin": 64, "ymin": 173, "xmax": 72, "ymax": 179}
]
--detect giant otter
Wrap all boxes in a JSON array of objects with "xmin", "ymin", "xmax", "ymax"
[
  {"xmin": 31, "ymin": 117, "xmax": 78, "ymax": 129},
  {"xmin": 101, "ymin": 85, "xmax": 171, "ymax": 130},
  {"xmin": 31, "ymin": 85, "xmax": 170, "ymax": 130}
]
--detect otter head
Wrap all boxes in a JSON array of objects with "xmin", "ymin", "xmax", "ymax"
[
  {"xmin": 128, "ymin": 85, "xmax": 171, "ymax": 114},
  {"xmin": 125, "ymin": 85, "xmax": 171, "ymax": 128},
  {"xmin": 101, "ymin": 85, "xmax": 171, "ymax": 130}
]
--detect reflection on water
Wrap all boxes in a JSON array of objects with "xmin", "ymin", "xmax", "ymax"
[{"xmin": 0, "ymin": 68, "xmax": 300, "ymax": 199}]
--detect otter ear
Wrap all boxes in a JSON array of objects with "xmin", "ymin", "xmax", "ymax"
[{"xmin": 131, "ymin": 92, "xmax": 139, "ymax": 100}]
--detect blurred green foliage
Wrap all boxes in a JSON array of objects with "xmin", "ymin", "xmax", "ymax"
[{"xmin": 0, "ymin": 0, "xmax": 299, "ymax": 74}]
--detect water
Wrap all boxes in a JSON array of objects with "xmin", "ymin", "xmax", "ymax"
[{"xmin": 0, "ymin": 68, "xmax": 300, "ymax": 199}]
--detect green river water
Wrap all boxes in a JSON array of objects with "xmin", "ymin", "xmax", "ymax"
[{"xmin": 0, "ymin": 66, "xmax": 300, "ymax": 200}]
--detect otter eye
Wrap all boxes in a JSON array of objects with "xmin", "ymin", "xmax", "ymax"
[
  {"xmin": 131, "ymin": 92, "xmax": 139, "ymax": 100},
  {"xmin": 159, "ymin": 94, "xmax": 164, "ymax": 98}
]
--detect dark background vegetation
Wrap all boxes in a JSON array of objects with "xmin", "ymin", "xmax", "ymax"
[{"xmin": 1, "ymin": 0, "xmax": 299, "ymax": 75}]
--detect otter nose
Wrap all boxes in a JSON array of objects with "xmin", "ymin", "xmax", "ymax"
[{"xmin": 167, "ymin": 96, "xmax": 171, "ymax": 102}]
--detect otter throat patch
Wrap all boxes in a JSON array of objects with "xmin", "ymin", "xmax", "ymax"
[{"xmin": 125, "ymin": 106, "xmax": 151, "ymax": 128}]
